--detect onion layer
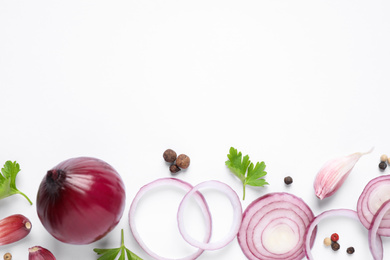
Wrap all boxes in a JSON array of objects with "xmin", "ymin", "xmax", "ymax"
[
  {"xmin": 238, "ymin": 192, "xmax": 315, "ymax": 260},
  {"xmin": 128, "ymin": 178, "xmax": 212, "ymax": 260},
  {"xmin": 357, "ymin": 175, "xmax": 390, "ymax": 236},
  {"xmin": 177, "ymin": 180, "xmax": 242, "ymax": 251},
  {"xmin": 304, "ymin": 209, "xmax": 383, "ymax": 260},
  {"xmin": 36, "ymin": 157, "xmax": 126, "ymax": 244},
  {"xmin": 369, "ymin": 199, "xmax": 390, "ymax": 260}
]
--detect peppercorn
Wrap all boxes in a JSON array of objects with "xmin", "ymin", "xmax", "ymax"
[
  {"xmin": 380, "ymin": 154, "xmax": 388, "ymax": 162},
  {"xmin": 176, "ymin": 154, "xmax": 190, "ymax": 169},
  {"xmin": 331, "ymin": 241, "xmax": 340, "ymax": 251},
  {"xmin": 346, "ymin": 247, "xmax": 355, "ymax": 254},
  {"xmin": 3, "ymin": 253, "xmax": 12, "ymax": 260},
  {"xmin": 323, "ymin": 237, "xmax": 331, "ymax": 246},
  {"xmin": 163, "ymin": 149, "xmax": 177, "ymax": 163},
  {"xmin": 379, "ymin": 161, "xmax": 387, "ymax": 170},
  {"xmin": 284, "ymin": 176, "xmax": 293, "ymax": 185},
  {"xmin": 331, "ymin": 233, "xmax": 339, "ymax": 242},
  {"xmin": 169, "ymin": 164, "xmax": 181, "ymax": 174}
]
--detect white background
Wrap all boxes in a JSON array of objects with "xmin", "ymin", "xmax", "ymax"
[{"xmin": 1, "ymin": 0, "xmax": 389, "ymax": 259}]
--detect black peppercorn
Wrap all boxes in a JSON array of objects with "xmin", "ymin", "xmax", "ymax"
[
  {"xmin": 346, "ymin": 247, "xmax": 355, "ymax": 254},
  {"xmin": 284, "ymin": 176, "xmax": 293, "ymax": 185},
  {"xmin": 163, "ymin": 149, "xmax": 177, "ymax": 163},
  {"xmin": 379, "ymin": 161, "xmax": 387, "ymax": 170},
  {"xmin": 169, "ymin": 164, "xmax": 181, "ymax": 174},
  {"xmin": 331, "ymin": 241, "xmax": 340, "ymax": 251}
]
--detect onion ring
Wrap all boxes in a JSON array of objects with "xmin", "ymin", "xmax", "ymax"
[
  {"xmin": 128, "ymin": 178, "xmax": 212, "ymax": 260},
  {"xmin": 357, "ymin": 175, "xmax": 390, "ymax": 236},
  {"xmin": 177, "ymin": 180, "xmax": 242, "ymax": 250},
  {"xmin": 304, "ymin": 209, "xmax": 383, "ymax": 260},
  {"xmin": 369, "ymin": 199, "xmax": 390, "ymax": 260},
  {"xmin": 238, "ymin": 192, "xmax": 315, "ymax": 260}
]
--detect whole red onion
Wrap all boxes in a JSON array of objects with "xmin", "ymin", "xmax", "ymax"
[{"xmin": 36, "ymin": 157, "xmax": 126, "ymax": 244}]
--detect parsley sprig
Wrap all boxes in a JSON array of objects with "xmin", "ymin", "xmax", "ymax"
[
  {"xmin": 0, "ymin": 161, "xmax": 32, "ymax": 205},
  {"xmin": 94, "ymin": 229, "xmax": 142, "ymax": 260},
  {"xmin": 225, "ymin": 147, "xmax": 268, "ymax": 200}
]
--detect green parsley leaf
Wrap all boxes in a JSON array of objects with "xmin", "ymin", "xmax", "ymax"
[
  {"xmin": 246, "ymin": 161, "xmax": 268, "ymax": 186},
  {"xmin": 126, "ymin": 248, "xmax": 140, "ymax": 260},
  {"xmin": 94, "ymin": 229, "xmax": 143, "ymax": 260},
  {"xmin": 225, "ymin": 147, "xmax": 268, "ymax": 200},
  {"xmin": 0, "ymin": 161, "xmax": 32, "ymax": 205},
  {"xmin": 225, "ymin": 147, "xmax": 250, "ymax": 182}
]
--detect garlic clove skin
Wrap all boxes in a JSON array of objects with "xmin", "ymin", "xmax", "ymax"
[
  {"xmin": 0, "ymin": 214, "xmax": 32, "ymax": 245},
  {"xmin": 28, "ymin": 246, "xmax": 56, "ymax": 260},
  {"xmin": 314, "ymin": 148, "xmax": 373, "ymax": 200}
]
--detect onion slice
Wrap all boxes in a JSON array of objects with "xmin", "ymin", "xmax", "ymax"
[
  {"xmin": 238, "ymin": 192, "xmax": 315, "ymax": 260},
  {"xmin": 357, "ymin": 175, "xmax": 390, "ymax": 236},
  {"xmin": 128, "ymin": 178, "xmax": 212, "ymax": 260},
  {"xmin": 177, "ymin": 180, "xmax": 242, "ymax": 250},
  {"xmin": 304, "ymin": 209, "xmax": 383, "ymax": 260},
  {"xmin": 369, "ymin": 199, "xmax": 390, "ymax": 260}
]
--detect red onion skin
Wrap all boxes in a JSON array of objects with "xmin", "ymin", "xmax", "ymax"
[
  {"xmin": 36, "ymin": 157, "xmax": 126, "ymax": 245},
  {"xmin": 29, "ymin": 246, "xmax": 56, "ymax": 260}
]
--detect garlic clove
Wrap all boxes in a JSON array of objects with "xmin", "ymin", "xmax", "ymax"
[
  {"xmin": 0, "ymin": 214, "xmax": 32, "ymax": 245},
  {"xmin": 314, "ymin": 148, "xmax": 373, "ymax": 200},
  {"xmin": 28, "ymin": 246, "xmax": 56, "ymax": 260}
]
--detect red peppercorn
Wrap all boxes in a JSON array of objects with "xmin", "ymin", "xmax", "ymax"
[{"xmin": 331, "ymin": 233, "xmax": 339, "ymax": 242}]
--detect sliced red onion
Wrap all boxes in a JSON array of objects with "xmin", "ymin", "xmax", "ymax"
[
  {"xmin": 357, "ymin": 175, "xmax": 390, "ymax": 236},
  {"xmin": 369, "ymin": 199, "xmax": 390, "ymax": 260},
  {"xmin": 238, "ymin": 192, "xmax": 315, "ymax": 260},
  {"xmin": 128, "ymin": 178, "xmax": 212, "ymax": 260},
  {"xmin": 304, "ymin": 209, "xmax": 383, "ymax": 260},
  {"xmin": 177, "ymin": 180, "xmax": 242, "ymax": 251}
]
